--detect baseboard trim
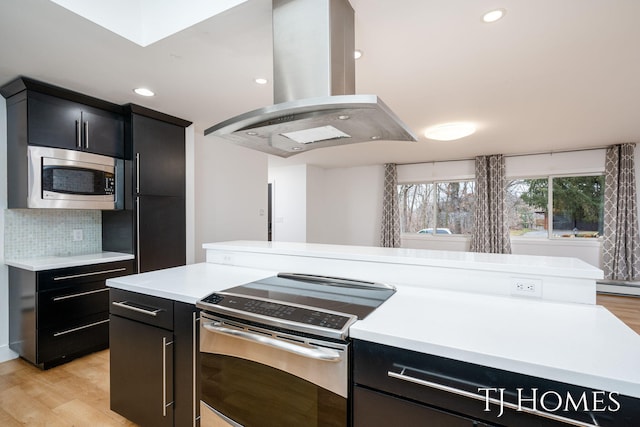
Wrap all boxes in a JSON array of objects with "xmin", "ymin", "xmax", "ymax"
[
  {"xmin": 0, "ymin": 345, "xmax": 18, "ymax": 363},
  {"xmin": 597, "ymin": 283, "xmax": 640, "ymax": 297}
]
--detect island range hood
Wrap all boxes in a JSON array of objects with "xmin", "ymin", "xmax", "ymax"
[{"xmin": 204, "ymin": 0, "xmax": 417, "ymax": 158}]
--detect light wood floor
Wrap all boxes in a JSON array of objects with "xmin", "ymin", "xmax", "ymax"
[
  {"xmin": 0, "ymin": 349, "xmax": 136, "ymax": 426},
  {"xmin": 597, "ymin": 293, "xmax": 640, "ymax": 334},
  {"xmin": 0, "ymin": 295, "xmax": 637, "ymax": 426}
]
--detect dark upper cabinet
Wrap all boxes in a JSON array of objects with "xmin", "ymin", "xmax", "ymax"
[
  {"xmin": 133, "ymin": 113, "xmax": 186, "ymax": 197},
  {"xmin": 1, "ymin": 77, "xmax": 125, "ymax": 158}
]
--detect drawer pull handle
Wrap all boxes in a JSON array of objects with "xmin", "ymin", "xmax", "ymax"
[
  {"xmin": 388, "ymin": 370, "xmax": 598, "ymax": 427},
  {"xmin": 53, "ymin": 287, "xmax": 109, "ymax": 302},
  {"xmin": 163, "ymin": 337, "xmax": 174, "ymax": 417},
  {"xmin": 53, "ymin": 267, "xmax": 128, "ymax": 281},
  {"xmin": 112, "ymin": 300, "xmax": 162, "ymax": 317},
  {"xmin": 53, "ymin": 319, "xmax": 109, "ymax": 337}
]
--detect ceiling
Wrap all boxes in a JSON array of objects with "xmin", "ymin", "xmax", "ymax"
[{"xmin": 1, "ymin": 0, "xmax": 639, "ymax": 169}]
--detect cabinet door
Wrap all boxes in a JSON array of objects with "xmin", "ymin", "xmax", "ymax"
[
  {"xmin": 81, "ymin": 106, "xmax": 124, "ymax": 158},
  {"xmin": 27, "ymin": 91, "xmax": 124, "ymax": 157},
  {"xmin": 110, "ymin": 314, "xmax": 174, "ymax": 427},
  {"xmin": 354, "ymin": 386, "xmax": 476, "ymax": 427},
  {"xmin": 137, "ymin": 195, "xmax": 186, "ymax": 273},
  {"xmin": 28, "ymin": 91, "xmax": 82, "ymax": 150},
  {"xmin": 133, "ymin": 114, "xmax": 185, "ymax": 197}
]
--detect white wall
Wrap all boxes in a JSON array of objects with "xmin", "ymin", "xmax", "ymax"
[
  {"xmin": 311, "ymin": 165, "xmax": 384, "ymax": 246},
  {"xmin": 269, "ymin": 164, "xmax": 385, "ymax": 247},
  {"xmin": 193, "ymin": 134, "xmax": 268, "ymax": 262},
  {"xmin": 269, "ymin": 164, "xmax": 308, "ymax": 242}
]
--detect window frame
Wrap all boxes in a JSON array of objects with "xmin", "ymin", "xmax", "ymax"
[
  {"xmin": 506, "ymin": 173, "xmax": 605, "ymax": 241},
  {"xmin": 398, "ymin": 179, "xmax": 476, "ymax": 237}
]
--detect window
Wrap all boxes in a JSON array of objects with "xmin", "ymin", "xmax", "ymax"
[
  {"xmin": 506, "ymin": 175, "xmax": 604, "ymax": 238},
  {"xmin": 398, "ymin": 181, "xmax": 475, "ymax": 234}
]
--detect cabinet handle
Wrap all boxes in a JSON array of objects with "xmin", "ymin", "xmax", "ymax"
[
  {"xmin": 136, "ymin": 152, "xmax": 140, "ymax": 194},
  {"xmin": 53, "ymin": 287, "xmax": 109, "ymax": 302},
  {"xmin": 84, "ymin": 121, "xmax": 89, "ymax": 149},
  {"xmin": 193, "ymin": 311, "xmax": 200, "ymax": 427},
  {"xmin": 163, "ymin": 337, "xmax": 174, "ymax": 417},
  {"xmin": 53, "ymin": 319, "xmax": 109, "ymax": 337},
  {"xmin": 387, "ymin": 369, "xmax": 598, "ymax": 427},
  {"xmin": 53, "ymin": 267, "xmax": 128, "ymax": 281},
  {"xmin": 111, "ymin": 300, "xmax": 162, "ymax": 316},
  {"xmin": 76, "ymin": 120, "xmax": 82, "ymax": 148},
  {"xmin": 136, "ymin": 196, "xmax": 141, "ymax": 273}
]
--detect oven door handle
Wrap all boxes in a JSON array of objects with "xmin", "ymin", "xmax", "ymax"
[{"xmin": 203, "ymin": 322, "xmax": 343, "ymax": 362}]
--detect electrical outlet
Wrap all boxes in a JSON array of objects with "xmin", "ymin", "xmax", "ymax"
[
  {"xmin": 72, "ymin": 229, "xmax": 83, "ymax": 241},
  {"xmin": 510, "ymin": 277, "xmax": 543, "ymax": 298}
]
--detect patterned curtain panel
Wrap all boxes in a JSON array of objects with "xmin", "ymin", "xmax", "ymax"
[
  {"xmin": 470, "ymin": 154, "xmax": 512, "ymax": 254},
  {"xmin": 380, "ymin": 163, "xmax": 401, "ymax": 248},
  {"xmin": 602, "ymin": 143, "xmax": 640, "ymax": 280}
]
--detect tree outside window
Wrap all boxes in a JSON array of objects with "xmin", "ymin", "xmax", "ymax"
[
  {"xmin": 398, "ymin": 181, "xmax": 475, "ymax": 234},
  {"xmin": 506, "ymin": 176, "xmax": 604, "ymax": 238}
]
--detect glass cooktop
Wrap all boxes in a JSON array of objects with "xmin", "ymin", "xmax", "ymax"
[{"xmin": 197, "ymin": 273, "xmax": 396, "ymax": 339}]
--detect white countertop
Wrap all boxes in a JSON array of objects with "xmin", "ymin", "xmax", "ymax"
[
  {"xmin": 106, "ymin": 259, "xmax": 640, "ymax": 399},
  {"xmin": 204, "ymin": 240, "xmax": 603, "ymax": 279},
  {"xmin": 350, "ymin": 285, "xmax": 640, "ymax": 399},
  {"xmin": 4, "ymin": 251, "xmax": 135, "ymax": 271},
  {"xmin": 106, "ymin": 263, "xmax": 275, "ymax": 304}
]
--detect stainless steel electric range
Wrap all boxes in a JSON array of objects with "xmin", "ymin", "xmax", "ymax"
[{"xmin": 196, "ymin": 273, "xmax": 396, "ymax": 427}]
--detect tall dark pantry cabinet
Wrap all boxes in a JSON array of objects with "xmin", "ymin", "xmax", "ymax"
[
  {"xmin": 105, "ymin": 105, "xmax": 194, "ymax": 427},
  {"xmin": 102, "ymin": 105, "xmax": 191, "ymax": 273}
]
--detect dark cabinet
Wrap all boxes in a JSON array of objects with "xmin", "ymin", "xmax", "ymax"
[
  {"xmin": 102, "ymin": 105, "xmax": 190, "ymax": 273},
  {"xmin": 353, "ymin": 340, "xmax": 640, "ymax": 427},
  {"xmin": 1, "ymin": 77, "xmax": 125, "ymax": 159},
  {"xmin": 109, "ymin": 289, "xmax": 199, "ymax": 427},
  {"xmin": 8, "ymin": 260, "xmax": 134, "ymax": 369},
  {"xmin": 137, "ymin": 195, "xmax": 186, "ymax": 273},
  {"xmin": 27, "ymin": 91, "xmax": 124, "ymax": 158}
]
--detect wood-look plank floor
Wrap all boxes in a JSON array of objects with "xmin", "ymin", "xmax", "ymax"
[
  {"xmin": 0, "ymin": 349, "xmax": 136, "ymax": 426},
  {"xmin": 0, "ymin": 295, "xmax": 637, "ymax": 426},
  {"xmin": 597, "ymin": 293, "xmax": 640, "ymax": 335}
]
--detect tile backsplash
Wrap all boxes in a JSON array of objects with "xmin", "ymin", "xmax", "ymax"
[{"xmin": 4, "ymin": 209, "xmax": 101, "ymax": 259}]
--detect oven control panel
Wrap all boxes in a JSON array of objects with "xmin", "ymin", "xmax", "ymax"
[{"xmin": 200, "ymin": 293, "xmax": 351, "ymax": 330}]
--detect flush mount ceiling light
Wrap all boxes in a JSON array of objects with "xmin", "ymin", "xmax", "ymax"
[
  {"xmin": 133, "ymin": 88, "xmax": 155, "ymax": 97},
  {"xmin": 482, "ymin": 8, "xmax": 506, "ymax": 23},
  {"xmin": 424, "ymin": 123, "xmax": 476, "ymax": 141},
  {"xmin": 354, "ymin": 49, "xmax": 363, "ymax": 60},
  {"xmin": 254, "ymin": 77, "xmax": 268, "ymax": 85}
]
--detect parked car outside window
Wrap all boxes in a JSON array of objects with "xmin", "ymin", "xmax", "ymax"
[{"xmin": 418, "ymin": 228, "xmax": 452, "ymax": 235}]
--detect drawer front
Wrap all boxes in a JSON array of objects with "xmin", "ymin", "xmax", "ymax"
[
  {"xmin": 38, "ymin": 312, "xmax": 109, "ymax": 365},
  {"xmin": 110, "ymin": 288, "xmax": 173, "ymax": 330},
  {"xmin": 38, "ymin": 260, "xmax": 135, "ymax": 292},
  {"xmin": 38, "ymin": 280, "xmax": 110, "ymax": 328},
  {"xmin": 354, "ymin": 386, "xmax": 476, "ymax": 427},
  {"xmin": 353, "ymin": 340, "xmax": 640, "ymax": 427}
]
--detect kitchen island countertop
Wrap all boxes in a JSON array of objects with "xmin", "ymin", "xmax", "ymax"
[{"xmin": 107, "ymin": 259, "xmax": 640, "ymax": 400}]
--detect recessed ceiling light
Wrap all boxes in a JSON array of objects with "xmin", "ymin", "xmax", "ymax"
[
  {"xmin": 354, "ymin": 49, "xmax": 363, "ymax": 60},
  {"xmin": 254, "ymin": 77, "xmax": 268, "ymax": 85},
  {"xmin": 133, "ymin": 88, "xmax": 155, "ymax": 97},
  {"xmin": 482, "ymin": 8, "xmax": 506, "ymax": 23},
  {"xmin": 424, "ymin": 123, "xmax": 476, "ymax": 141}
]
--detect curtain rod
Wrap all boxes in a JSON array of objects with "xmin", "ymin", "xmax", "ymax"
[{"xmin": 398, "ymin": 145, "xmax": 613, "ymax": 166}]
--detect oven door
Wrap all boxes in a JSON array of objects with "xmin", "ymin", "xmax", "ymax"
[{"xmin": 199, "ymin": 312, "xmax": 349, "ymax": 427}]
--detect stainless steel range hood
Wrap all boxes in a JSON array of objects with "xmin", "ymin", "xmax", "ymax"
[{"xmin": 204, "ymin": 0, "xmax": 417, "ymax": 158}]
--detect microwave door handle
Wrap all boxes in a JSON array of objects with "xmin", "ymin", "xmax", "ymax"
[{"xmin": 203, "ymin": 322, "xmax": 343, "ymax": 362}]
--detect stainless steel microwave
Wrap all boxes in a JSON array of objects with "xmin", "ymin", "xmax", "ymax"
[{"xmin": 28, "ymin": 146, "xmax": 122, "ymax": 210}]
